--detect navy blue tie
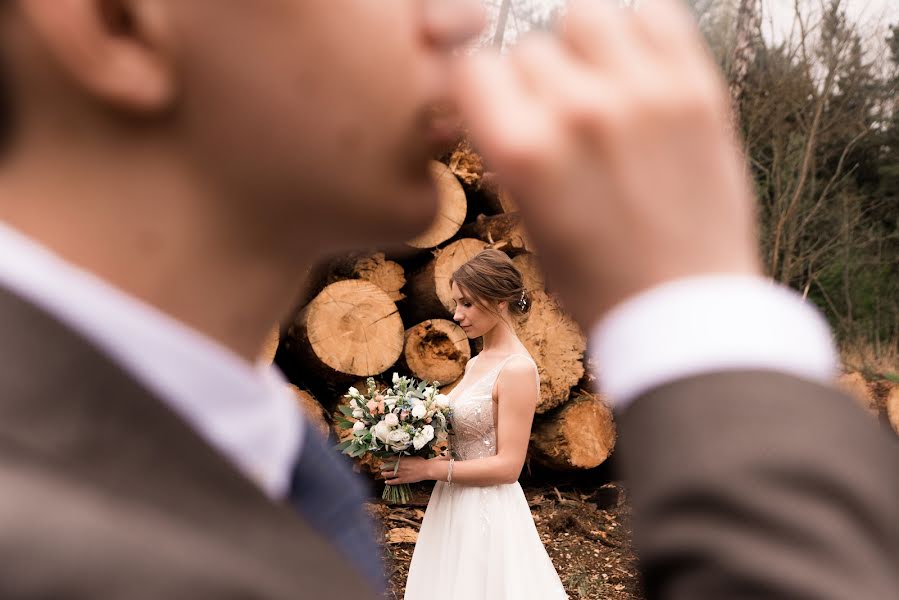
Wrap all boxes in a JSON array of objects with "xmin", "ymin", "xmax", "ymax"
[{"xmin": 288, "ymin": 421, "xmax": 386, "ymax": 592}]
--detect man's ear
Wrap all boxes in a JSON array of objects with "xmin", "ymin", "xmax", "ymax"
[{"xmin": 19, "ymin": 0, "xmax": 175, "ymax": 112}]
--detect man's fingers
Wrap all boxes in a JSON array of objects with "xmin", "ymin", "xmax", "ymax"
[
  {"xmin": 561, "ymin": 0, "xmax": 644, "ymax": 73},
  {"xmin": 633, "ymin": 0, "xmax": 710, "ymax": 68},
  {"xmin": 454, "ymin": 52, "xmax": 557, "ymax": 175},
  {"xmin": 511, "ymin": 34, "xmax": 625, "ymax": 146},
  {"xmin": 454, "ymin": 52, "xmax": 527, "ymax": 156}
]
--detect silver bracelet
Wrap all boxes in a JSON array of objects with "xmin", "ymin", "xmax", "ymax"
[{"xmin": 447, "ymin": 458, "xmax": 455, "ymax": 485}]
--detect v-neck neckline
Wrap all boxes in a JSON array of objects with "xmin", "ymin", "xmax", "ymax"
[{"xmin": 450, "ymin": 353, "xmax": 523, "ymax": 401}]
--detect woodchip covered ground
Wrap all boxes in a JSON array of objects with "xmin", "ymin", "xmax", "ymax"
[{"xmin": 370, "ymin": 481, "xmax": 643, "ymax": 600}]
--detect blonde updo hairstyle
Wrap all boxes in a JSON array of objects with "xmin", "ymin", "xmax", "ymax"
[{"xmin": 451, "ymin": 249, "xmax": 531, "ymax": 322}]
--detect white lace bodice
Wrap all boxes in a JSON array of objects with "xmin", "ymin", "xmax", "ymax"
[{"xmin": 448, "ymin": 354, "xmax": 539, "ymax": 461}]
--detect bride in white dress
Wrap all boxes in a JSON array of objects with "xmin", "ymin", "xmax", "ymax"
[{"xmin": 382, "ymin": 249, "xmax": 568, "ymax": 600}]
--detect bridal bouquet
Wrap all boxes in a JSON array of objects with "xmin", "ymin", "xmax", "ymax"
[{"xmin": 335, "ymin": 373, "xmax": 452, "ymax": 504}]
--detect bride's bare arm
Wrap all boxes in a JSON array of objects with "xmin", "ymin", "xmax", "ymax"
[{"xmin": 383, "ymin": 356, "xmax": 538, "ymax": 487}]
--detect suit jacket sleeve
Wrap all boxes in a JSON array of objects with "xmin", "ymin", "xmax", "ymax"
[{"xmin": 619, "ymin": 371, "xmax": 899, "ymax": 600}]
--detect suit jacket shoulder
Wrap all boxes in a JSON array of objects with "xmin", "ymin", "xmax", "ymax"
[
  {"xmin": 0, "ymin": 287, "xmax": 376, "ymax": 599},
  {"xmin": 620, "ymin": 371, "xmax": 899, "ymax": 600}
]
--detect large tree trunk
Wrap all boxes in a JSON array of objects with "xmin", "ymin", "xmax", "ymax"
[
  {"xmin": 530, "ymin": 393, "xmax": 616, "ymax": 470},
  {"xmin": 407, "ymin": 238, "xmax": 488, "ymax": 321},
  {"xmin": 402, "ymin": 319, "xmax": 471, "ymax": 386},
  {"xmin": 493, "ymin": 0, "xmax": 513, "ymax": 49},
  {"xmin": 406, "ymin": 161, "xmax": 468, "ymax": 250},
  {"xmin": 286, "ymin": 280, "xmax": 404, "ymax": 380},
  {"xmin": 514, "ymin": 291, "xmax": 587, "ymax": 413},
  {"xmin": 729, "ymin": 0, "xmax": 761, "ymax": 111},
  {"xmin": 460, "ymin": 213, "xmax": 535, "ymax": 255}
]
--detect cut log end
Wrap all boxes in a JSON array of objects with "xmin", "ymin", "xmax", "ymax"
[
  {"xmin": 346, "ymin": 253, "xmax": 406, "ymax": 302},
  {"xmin": 530, "ymin": 394, "xmax": 616, "ymax": 471},
  {"xmin": 295, "ymin": 280, "xmax": 404, "ymax": 378},
  {"xmin": 406, "ymin": 161, "xmax": 468, "ymax": 249},
  {"xmin": 408, "ymin": 238, "xmax": 489, "ymax": 321},
  {"xmin": 403, "ymin": 319, "xmax": 471, "ymax": 385}
]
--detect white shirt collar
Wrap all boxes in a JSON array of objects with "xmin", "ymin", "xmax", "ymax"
[{"xmin": 0, "ymin": 221, "xmax": 304, "ymax": 498}]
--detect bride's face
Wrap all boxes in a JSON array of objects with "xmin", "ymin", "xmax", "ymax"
[{"xmin": 450, "ymin": 282, "xmax": 505, "ymax": 339}]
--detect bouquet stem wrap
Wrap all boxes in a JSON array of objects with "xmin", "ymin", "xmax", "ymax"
[{"xmin": 383, "ymin": 456, "xmax": 412, "ymax": 504}]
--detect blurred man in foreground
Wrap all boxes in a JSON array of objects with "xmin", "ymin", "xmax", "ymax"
[{"xmin": 0, "ymin": 0, "xmax": 895, "ymax": 599}]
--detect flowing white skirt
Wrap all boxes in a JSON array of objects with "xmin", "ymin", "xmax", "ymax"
[{"xmin": 403, "ymin": 481, "xmax": 568, "ymax": 600}]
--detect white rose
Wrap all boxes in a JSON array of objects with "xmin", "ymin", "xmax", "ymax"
[
  {"xmin": 411, "ymin": 402, "xmax": 427, "ymax": 419},
  {"xmin": 392, "ymin": 372, "xmax": 400, "ymax": 384},
  {"xmin": 348, "ymin": 386, "xmax": 360, "ymax": 397},
  {"xmin": 352, "ymin": 421, "xmax": 366, "ymax": 434},
  {"xmin": 387, "ymin": 429, "xmax": 411, "ymax": 451},
  {"xmin": 352, "ymin": 408, "xmax": 364, "ymax": 419},
  {"xmin": 384, "ymin": 413, "xmax": 400, "ymax": 427},
  {"xmin": 412, "ymin": 425, "xmax": 435, "ymax": 451},
  {"xmin": 371, "ymin": 421, "xmax": 391, "ymax": 444},
  {"xmin": 434, "ymin": 394, "xmax": 450, "ymax": 410}
]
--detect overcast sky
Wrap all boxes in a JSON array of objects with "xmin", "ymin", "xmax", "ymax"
[
  {"xmin": 764, "ymin": 0, "xmax": 898, "ymax": 41},
  {"xmin": 767, "ymin": 0, "xmax": 898, "ymax": 26},
  {"xmin": 489, "ymin": 0, "xmax": 897, "ymax": 53},
  {"xmin": 515, "ymin": 0, "xmax": 898, "ymax": 27}
]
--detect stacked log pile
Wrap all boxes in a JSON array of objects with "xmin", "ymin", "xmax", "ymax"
[{"xmin": 273, "ymin": 143, "xmax": 616, "ymax": 478}]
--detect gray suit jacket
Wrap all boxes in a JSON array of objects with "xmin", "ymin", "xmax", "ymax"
[
  {"xmin": 620, "ymin": 372, "xmax": 899, "ymax": 599},
  {"xmin": 0, "ymin": 288, "xmax": 378, "ymax": 599}
]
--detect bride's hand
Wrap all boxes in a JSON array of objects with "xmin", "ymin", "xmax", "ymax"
[{"xmin": 381, "ymin": 456, "xmax": 446, "ymax": 485}]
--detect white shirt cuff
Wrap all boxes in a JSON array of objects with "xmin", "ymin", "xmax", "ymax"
[{"xmin": 590, "ymin": 275, "xmax": 839, "ymax": 410}]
